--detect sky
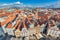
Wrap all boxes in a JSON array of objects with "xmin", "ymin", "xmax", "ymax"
[{"xmin": 0, "ymin": 0, "xmax": 60, "ymax": 7}]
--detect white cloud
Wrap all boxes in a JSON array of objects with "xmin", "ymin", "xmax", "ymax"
[
  {"xmin": 31, "ymin": 0, "xmax": 60, "ymax": 8},
  {"xmin": 0, "ymin": 1, "xmax": 33, "ymax": 7},
  {"xmin": 1, "ymin": 3, "xmax": 8, "ymax": 6},
  {"xmin": 0, "ymin": 0, "xmax": 60, "ymax": 8},
  {"xmin": 14, "ymin": 1, "xmax": 21, "ymax": 4},
  {"xmin": 42, "ymin": 1, "xmax": 60, "ymax": 8},
  {"xmin": 3, "ymin": 4, "xmax": 8, "ymax": 5},
  {"xmin": 26, "ymin": 4, "xmax": 32, "ymax": 7},
  {"xmin": 0, "ymin": 2, "xmax": 21, "ymax": 6}
]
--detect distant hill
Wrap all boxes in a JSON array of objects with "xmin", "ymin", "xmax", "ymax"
[{"xmin": 0, "ymin": 2, "xmax": 60, "ymax": 9}]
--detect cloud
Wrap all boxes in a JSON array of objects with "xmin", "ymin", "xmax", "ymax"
[
  {"xmin": 25, "ymin": 4, "xmax": 32, "ymax": 7},
  {"xmin": 0, "ymin": 1, "xmax": 33, "ymax": 8},
  {"xmin": 0, "ymin": 1, "xmax": 21, "ymax": 6},
  {"xmin": 42, "ymin": 0, "xmax": 60, "ymax": 8},
  {"xmin": 2, "ymin": 3, "xmax": 8, "ymax": 5},
  {"xmin": 0, "ymin": 0, "xmax": 60, "ymax": 8},
  {"xmin": 14, "ymin": 1, "xmax": 21, "ymax": 4},
  {"xmin": 1, "ymin": 1, "xmax": 60, "ymax": 8},
  {"xmin": 31, "ymin": 0, "xmax": 60, "ymax": 8},
  {"xmin": 1, "ymin": 3, "xmax": 9, "ymax": 6}
]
